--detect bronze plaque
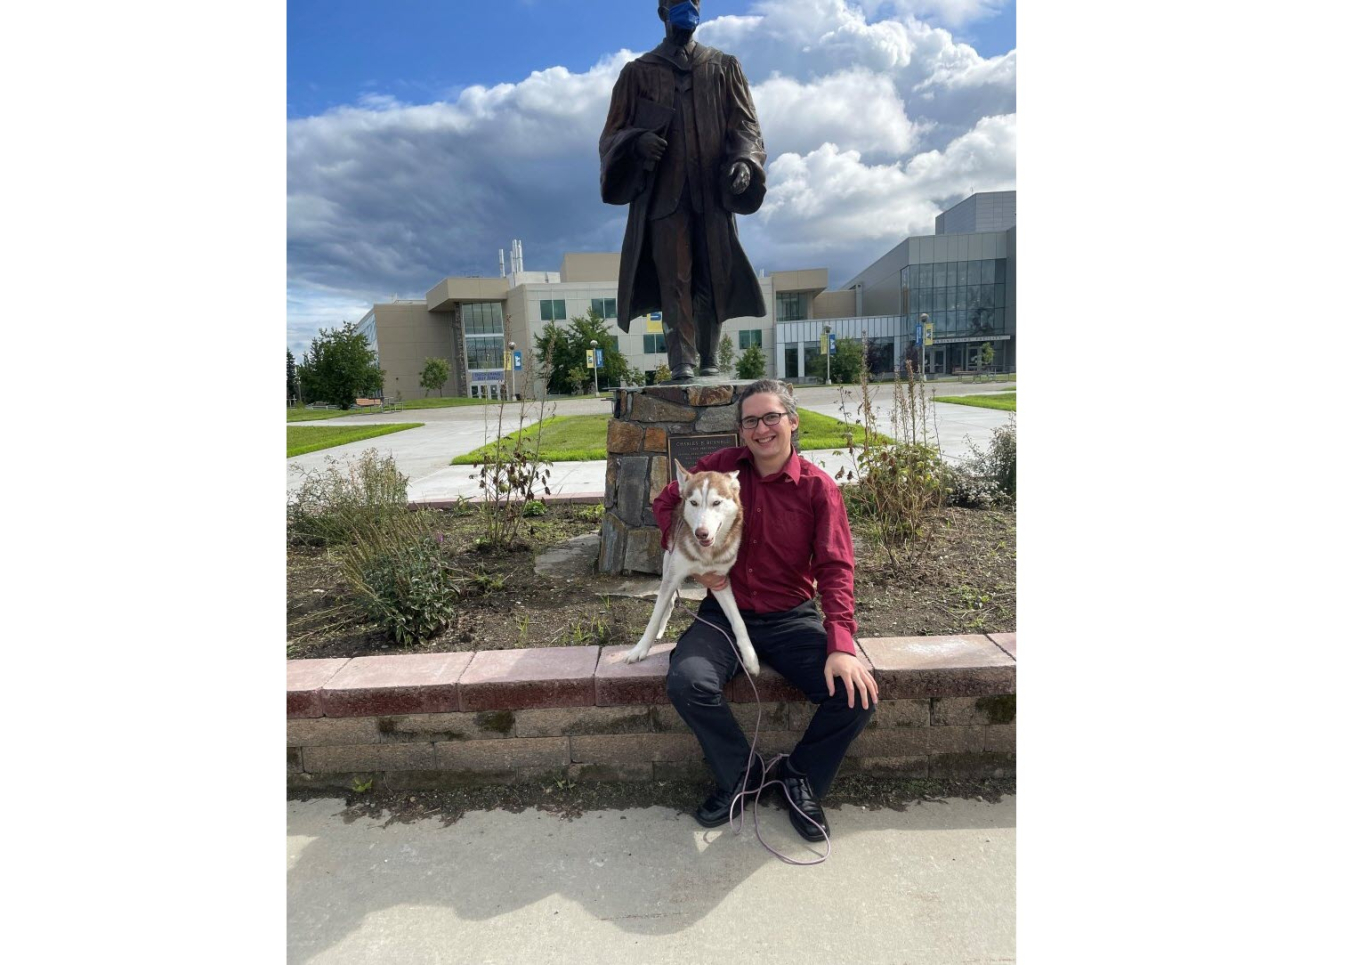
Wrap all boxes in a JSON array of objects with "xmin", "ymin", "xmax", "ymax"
[{"xmin": 665, "ymin": 433, "xmax": 738, "ymax": 481}]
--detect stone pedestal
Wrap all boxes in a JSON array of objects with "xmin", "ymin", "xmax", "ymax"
[{"xmin": 598, "ymin": 380, "xmax": 756, "ymax": 575}]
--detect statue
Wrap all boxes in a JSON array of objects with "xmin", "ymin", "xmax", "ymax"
[{"xmin": 599, "ymin": 0, "xmax": 768, "ymax": 382}]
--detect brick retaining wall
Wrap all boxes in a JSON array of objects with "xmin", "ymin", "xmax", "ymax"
[{"xmin": 287, "ymin": 633, "xmax": 1015, "ymax": 791}]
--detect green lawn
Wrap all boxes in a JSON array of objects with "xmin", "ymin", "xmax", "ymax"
[
  {"xmin": 287, "ymin": 423, "xmax": 425, "ymax": 458},
  {"xmin": 933, "ymin": 391, "xmax": 1017, "ymax": 412},
  {"xmin": 450, "ymin": 410, "xmax": 886, "ymax": 464},
  {"xmin": 287, "ymin": 397, "xmax": 500, "ymax": 422}
]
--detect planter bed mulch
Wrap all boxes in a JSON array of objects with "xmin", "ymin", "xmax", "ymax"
[{"xmin": 288, "ymin": 503, "xmax": 1015, "ymax": 661}]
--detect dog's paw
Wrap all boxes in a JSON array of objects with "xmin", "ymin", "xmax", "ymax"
[
  {"xmin": 742, "ymin": 651, "xmax": 761, "ymax": 676},
  {"xmin": 623, "ymin": 646, "xmax": 647, "ymax": 664}
]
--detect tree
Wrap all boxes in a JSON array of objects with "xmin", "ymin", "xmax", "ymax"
[
  {"xmin": 717, "ymin": 334, "xmax": 736, "ymax": 374},
  {"xmin": 654, "ymin": 362, "xmax": 672, "ymax": 383},
  {"xmin": 419, "ymin": 357, "xmax": 450, "ymax": 397},
  {"xmin": 735, "ymin": 343, "xmax": 765, "ymax": 380},
  {"xmin": 286, "ymin": 349, "xmax": 298, "ymax": 404},
  {"xmin": 807, "ymin": 338, "xmax": 864, "ymax": 384},
  {"xmin": 566, "ymin": 364, "xmax": 591, "ymax": 395},
  {"xmin": 980, "ymin": 341, "xmax": 995, "ymax": 376},
  {"xmin": 298, "ymin": 322, "xmax": 384, "ymax": 408},
  {"xmin": 532, "ymin": 307, "xmax": 631, "ymax": 395}
]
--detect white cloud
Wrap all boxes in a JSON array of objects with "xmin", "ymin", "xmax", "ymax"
[{"xmin": 287, "ymin": 0, "xmax": 1015, "ymax": 351}]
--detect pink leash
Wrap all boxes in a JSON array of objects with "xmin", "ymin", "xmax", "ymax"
[{"xmin": 677, "ymin": 599, "xmax": 831, "ymax": 866}]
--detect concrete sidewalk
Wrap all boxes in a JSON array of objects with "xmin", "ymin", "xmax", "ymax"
[
  {"xmin": 288, "ymin": 793, "xmax": 1015, "ymax": 964},
  {"xmin": 287, "ymin": 382, "xmax": 1015, "ymax": 505}
]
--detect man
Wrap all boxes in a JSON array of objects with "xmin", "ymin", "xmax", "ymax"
[
  {"xmin": 652, "ymin": 380, "xmax": 879, "ymax": 841},
  {"xmin": 599, "ymin": 0, "xmax": 767, "ymax": 382}
]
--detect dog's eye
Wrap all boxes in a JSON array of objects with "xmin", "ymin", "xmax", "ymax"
[
  {"xmin": 689, "ymin": 500, "xmax": 699, "ymax": 506},
  {"xmin": 712, "ymin": 500, "xmax": 722, "ymax": 506}
]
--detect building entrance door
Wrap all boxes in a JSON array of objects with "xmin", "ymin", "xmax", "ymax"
[{"xmin": 928, "ymin": 346, "xmax": 946, "ymax": 374}]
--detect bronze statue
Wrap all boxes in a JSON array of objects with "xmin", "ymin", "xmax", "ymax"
[{"xmin": 599, "ymin": 0, "xmax": 767, "ymax": 382}]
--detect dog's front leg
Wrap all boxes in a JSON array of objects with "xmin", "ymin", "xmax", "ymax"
[
  {"xmin": 626, "ymin": 562, "xmax": 680, "ymax": 664},
  {"xmin": 708, "ymin": 584, "xmax": 759, "ymax": 676}
]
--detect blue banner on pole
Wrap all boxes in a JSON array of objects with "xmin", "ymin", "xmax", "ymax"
[{"xmin": 513, "ymin": 350, "xmax": 522, "ymax": 371}]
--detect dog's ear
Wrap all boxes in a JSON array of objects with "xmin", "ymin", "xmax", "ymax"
[
  {"xmin": 726, "ymin": 470, "xmax": 740, "ymax": 488},
  {"xmin": 674, "ymin": 460, "xmax": 690, "ymax": 488}
]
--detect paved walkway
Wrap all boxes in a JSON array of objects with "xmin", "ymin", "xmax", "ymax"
[
  {"xmin": 287, "ymin": 381, "xmax": 1015, "ymax": 504},
  {"xmin": 288, "ymin": 793, "xmax": 1015, "ymax": 964}
]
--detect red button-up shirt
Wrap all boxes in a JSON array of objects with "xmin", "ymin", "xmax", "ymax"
[{"xmin": 652, "ymin": 446, "xmax": 859, "ymax": 656}]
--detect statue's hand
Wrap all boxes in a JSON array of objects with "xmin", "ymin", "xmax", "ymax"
[
  {"xmin": 728, "ymin": 161, "xmax": 751, "ymax": 194},
  {"xmin": 637, "ymin": 132, "xmax": 667, "ymax": 162}
]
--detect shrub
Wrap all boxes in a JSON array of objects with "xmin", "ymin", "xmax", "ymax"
[
  {"xmin": 523, "ymin": 499, "xmax": 547, "ymax": 517},
  {"xmin": 833, "ymin": 337, "xmax": 948, "ymax": 564},
  {"xmin": 947, "ymin": 415, "xmax": 1016, "ymax": 508},
  {"xmin": 334, "ymin": 512, "xmax": 463, "ymax": 646},
  {"xmin": 287, "ymin": 449, "xmax": 408, "ymax": 546}
]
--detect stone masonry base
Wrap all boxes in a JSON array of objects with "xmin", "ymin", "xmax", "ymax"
[{"xmin": 288, "ymin": 633, "xmax": 1015, "ymax": 792}]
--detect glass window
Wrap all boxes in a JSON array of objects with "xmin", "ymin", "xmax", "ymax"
[
  {"xmin": 901, "ymin": 287, "xmax": 910, "ymax": 315},
  {"xmin": 775, "ymin": 291, "xmax": 807, "ymax": 321},
  {"xmin": 933, "ymin": 262, "xmax": 948, "ymax": 288},
  {"xmin": 643, "ymin": 333, "xmax": 667, "ymax": 353},
  {"xmin": 784, "ymin": 345, "xmax": 799, "ymax": 377},
  {"xmin": 462, "ymin": 302, "xmax": 504, "ymax": 334},
  {"xmin": 955, "ymin": 261, "xmax": 968, "ymax": 289},
  {"xmin": 993, "ymin": 308, "xmax": 1004, "ymax": 332},
  {"xmin": 981, "ymin": 260, "xmax": 996, "ymax": 284},
  {"xmin": 995, "ymin": 284, "xmax": 1006, "ymax": 308},
  {"xmin": 995, "ymin": 259, "xmax": 1006, "ymax": 284},
  {"xmin": 918, "ymin": 264, "xmax": 932, "ymax": 288},
  {"xmin": 465, "ymin": 335, "xmax": 505, "ymax": 370},
  {"xmin": 979, "ymin": 284, "xmax": 993, "ymax": 308},
  {"xmin": 540, "ymin": 299, "xmax": 567, "ymax": 322},
  {"xmin": 591, "ymin": 297, "xmax": 617, "ymax": 319},
  {"xmin": 900, "ymin": 266, "xmax": 910, "ymax": 289},
  {"xmin": 739, "ymin": 329, "xmax": 762, "ymax": 349},
  {"xmin": 946, "ymin": 288, "xmax": 958, "ymax": 312},
  {"xmin": 953, "ymin": 287, "xmax": 965, "ymax": 312}
]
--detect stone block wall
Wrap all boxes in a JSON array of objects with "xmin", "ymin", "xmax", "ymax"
[
  {"xmin": 600, "ymin": 381, "xmax": 794, "ymax": 575},
  {"xmin": 287, "ymin": 633, "xmax": 1016, "ymax": 792}
]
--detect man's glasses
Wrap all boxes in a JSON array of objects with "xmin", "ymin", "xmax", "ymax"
[{"xmin": 739, "ymin": 411, "xmax": 789, "ymax": 430}]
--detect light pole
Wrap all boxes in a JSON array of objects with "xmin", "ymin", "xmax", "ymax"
[
  {"xmin": 919, "ymin": 313, "xmax": 929, "ymax": 382},
  {"xmin": 590, "ymin": 339, "xmax": 599, "ymax": 397},
  {"xmin": 508, "ymin": 340, "xmax": 516, "ymax": 401},
  {"xmin": 823, "ymin": 325, "xmax": 832, "ymax": 385}
]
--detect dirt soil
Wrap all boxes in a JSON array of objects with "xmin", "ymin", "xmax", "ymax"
[
  {"xmin": 289, "ymin": 774, "xmax": 1016, "ymax": 828},
  {"xmin": 287, "ymin": 503, "xmax": 1015, "ymax": 660}
]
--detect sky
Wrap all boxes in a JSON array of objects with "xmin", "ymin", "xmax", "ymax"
[{"xmin": 287, "ymin": 0, "xmax": 1016, "ymax": 359}]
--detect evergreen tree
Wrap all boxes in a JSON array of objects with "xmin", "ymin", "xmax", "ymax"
[
  {"xmin": 735, "ymin": 343, "xmax": 766, "ymax": 380},
  {"xmin": 286, "ymin": 349, "xmax": 298, "ymax": 404},
  {"xmin": 298, "ymin": 322, "xmax": 384, "ymax": 408},
  {"xmin": 532, "ymin": 308, "xmax": 631, "ymax": 395},
  {"xmin": 717, "ymin": 334, "xmax": 736, "ymax": 374}
]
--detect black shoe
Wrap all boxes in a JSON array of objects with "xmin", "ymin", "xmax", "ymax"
[
  {"xmin": 669, "ymin": 364, "xmax": 696, "ymax": 382},
  {"xmin": 779, "ymin": 758, "xmax": 829, "ymax": 841},
  {"xmin": 698, "ymin": 365, "xmax": 721, "ymax": 377},
  {"xmin": 694, "ymin": 761, "xmax": 765, "ymax": 828}
]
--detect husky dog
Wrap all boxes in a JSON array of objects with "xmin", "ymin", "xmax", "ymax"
[{"xmin": 625, "ymin": 461, "xmax": 760, "ymax": 675}]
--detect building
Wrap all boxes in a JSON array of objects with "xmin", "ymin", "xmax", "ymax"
[
  {"xmin": 838, "ymin": 190, "xmax": 1016, "ymax": 375},
  {"xmin": 356, "ymin": 191, "xmax": 1015, "ymax": 398}
]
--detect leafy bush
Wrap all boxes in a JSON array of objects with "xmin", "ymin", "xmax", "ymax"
[
  {"xmin": 523, "ymin": 499, "xmax": 547, "ymax": 517},
  {"xmin": 947, "ymin": 416, "xmax": 1016, "ymax": 508},
  {"xmin": 334, "ymin": 512, "xmax": 463, "ymax": 646},
  {"xmin": 287, "ymin": 449, "xmax": 409, "ymax": 546}
]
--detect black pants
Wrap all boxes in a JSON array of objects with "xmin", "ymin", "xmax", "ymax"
[{"xmin": 666, "ymin": 598, "xmax": 874, "ymax": 798}]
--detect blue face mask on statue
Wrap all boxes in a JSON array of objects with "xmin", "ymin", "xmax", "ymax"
[{"xmin": 667, "ymin": 1, "xmax": 700, "ymax": 32}]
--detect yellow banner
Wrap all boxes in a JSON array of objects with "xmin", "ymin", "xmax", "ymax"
[
  {"xmin": 645, "ymin": 318, "xmax": 663, "ymax": 334},
  {"xmin": 923, "ymin": 322, "xmax": 934, "ymax": 347},
  {"xmin": 586, "ymin": 349, "xmax": 596, "ymax": 369}
]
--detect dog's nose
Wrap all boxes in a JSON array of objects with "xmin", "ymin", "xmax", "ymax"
[{"xmin": 695, "ymin": 528, "xmax": 709, "ymax": 541}]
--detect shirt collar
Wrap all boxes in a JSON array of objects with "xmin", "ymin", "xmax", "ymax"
[{"xmin": 735, "ymin": 446, "xmax": 803, "ymax": 484}]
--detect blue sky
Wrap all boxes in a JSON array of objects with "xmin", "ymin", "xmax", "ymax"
[
  {"xmin": 288, "ymin": 1, "xmax": 1015, "ymax": 119},
  {"xmin": 287, "ymin": 0, "xmax": 1017, "ymax": 358}
]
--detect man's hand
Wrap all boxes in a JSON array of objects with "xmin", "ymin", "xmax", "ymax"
[
  {"xmin": 637, "ymin": 131, "xmax": 667, "ymax": 162},
  {"xmin": 824, "ymin": 651, "xmax": 879, "ymax": 710},
  {"xmin": 728, "ymin": 160, "xmax": 750, "ymax": 194},
  {"xmin": 691, "ymin": 572, "xmax": 728, "ymax": 592}
]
